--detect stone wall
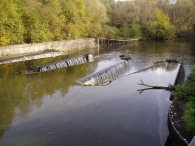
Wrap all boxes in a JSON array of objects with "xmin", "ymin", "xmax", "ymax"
[{"xmin": 0, "ymin": 38, "xmax": 97, "ymax": 57}]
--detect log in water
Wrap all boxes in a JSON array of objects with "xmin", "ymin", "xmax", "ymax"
[
  {"xmin": 77, "ymin": 60, "xmax": 131, "ymax": 86},
  {"xmin": 0, "ymin": 51, "xmax": 63, "ymax": 65}
]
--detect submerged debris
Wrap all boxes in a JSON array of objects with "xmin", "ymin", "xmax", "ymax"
[
  {"xmin": 154, "ymin": 59, "xmax": 179, "ymax": 64},
  {"xmin": 119, "ymin": 54, "xmax": 132, "ymax": 61},
  {"xmin": 77, "ymin": 60, "xmax": 131, "ymax": 86}
]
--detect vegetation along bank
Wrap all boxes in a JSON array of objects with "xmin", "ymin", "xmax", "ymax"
[
  {"xmin": 174, "ymin": 65, "xmax": 195, "ymax": 133},
  {"xmin": 0, "ymin": 0, "xmax": 195, "ymax": 46},
  {"xmin": 168, "ymin": 65, "xmax": 195, "ymax": 145}
]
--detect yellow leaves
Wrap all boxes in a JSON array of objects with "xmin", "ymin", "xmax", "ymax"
[
  {"xmin": 154, "ymin": 9, "xmax": 170, "ymax": 27},
  {"xmin": 0, "ymin": 0, "xmax": 109, "ymax": 45},
  {"xmin": 145, "ymin": 9, "xmax": 176, "ymax": 40},
  {"xmin": 0, "ymin": 31, "xmax": 10, "ymax": 46}
]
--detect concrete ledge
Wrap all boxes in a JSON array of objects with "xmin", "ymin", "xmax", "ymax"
[
  {"xmin": 189, "ymin": 136, "xmax": 195, "ymax": 146},
  {"xmin": 0, "ymin": 38, "xmax": 97, "ymax": 57}
]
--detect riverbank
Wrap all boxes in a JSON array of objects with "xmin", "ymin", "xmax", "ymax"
[{"xmin": 168, "ymin": 65, "xmax": 195, "ymax": 145}]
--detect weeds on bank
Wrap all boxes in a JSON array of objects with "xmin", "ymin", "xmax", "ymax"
[{"xmin": 174, "ymin": 65, "xmax": 195, "ymax": 133}]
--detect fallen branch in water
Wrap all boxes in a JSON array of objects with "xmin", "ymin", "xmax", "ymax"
[{"xmin": 137, "ymin": 80, "xmax": 175, "ymax": 94}]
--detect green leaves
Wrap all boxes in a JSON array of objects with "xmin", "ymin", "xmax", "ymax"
[
  {"xmin": 0, "ymin": 0, "xmax": 108, "ymax": 45},
  {"xmin": 145, "ymin": 9, "xmax": 176, "ymax": 40},
  {"xmin": 185, "ymin": 101, "xmax": 195, "ymax": 132},
  {"xmin": 0, "ymin": 0, "xmax": 24, "ymax": 45},
  {"xmin": 174, "ymin": 65, "xmax": 195, "ymax": 133}
]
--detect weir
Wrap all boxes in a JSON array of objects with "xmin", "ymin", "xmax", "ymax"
[
  {"xmin": 77, "ymin": 60, "xmax": 131, "ymax": 86},
  {"xmin": 0, "ymin": 50, "xmax": 63, "ymax": 65},
  {"xmin": 36, "ymin": 54, "xmax": 94, "ymax": 73},
  {"xmin": 98, "ymin": 38, "xmax": 138, "ymax": 48}
]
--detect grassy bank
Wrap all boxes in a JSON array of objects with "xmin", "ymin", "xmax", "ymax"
[{"xmin": 174, "ymin": 65, "xmax": 195, "ymax": 133}]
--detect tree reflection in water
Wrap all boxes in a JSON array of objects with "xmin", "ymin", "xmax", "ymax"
[{"xmin": 0, "ymin": 62, "xmax": 88, "ymax": 139}]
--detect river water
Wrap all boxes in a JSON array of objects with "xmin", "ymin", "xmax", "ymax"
[{"xmin": 0, "ymin": 41, "xmax": 194, "ymax": 146}]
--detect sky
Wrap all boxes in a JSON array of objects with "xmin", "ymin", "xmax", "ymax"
[
  {"xmin": 115, "ymin": 0, "xmax": 177, "ymax": 3},
  {"xmin": 115, "ymin": 0, "xmax": 135, "ymax": 2}
]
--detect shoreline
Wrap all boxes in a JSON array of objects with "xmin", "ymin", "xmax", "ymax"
[
  {"xmin": 167, "ymin": 64, "xmax": 195, "ymax": 145},
  {"xmin": 168, "ymin": 101, "xmax": 194, "ymax": 145}
]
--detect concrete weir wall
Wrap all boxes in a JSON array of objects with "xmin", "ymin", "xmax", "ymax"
[{"xmin": 0, "ymin": 38, "xmax": 97, "ymax": 57}]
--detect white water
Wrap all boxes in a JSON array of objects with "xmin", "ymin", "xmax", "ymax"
[
  {"xmin": 77, "ymin": 60, "xmax": 131, "ymax": 86},
  {"xmin": 0, "ymin": 51, "xmax": 63, "ymax": 65},
  {"xmin": 38, "ymin": 55, "xmax": 94, "ymax": 72}
]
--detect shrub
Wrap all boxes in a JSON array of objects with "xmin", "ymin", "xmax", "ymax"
[
  {"xmin": 129, "ymin": 24, "xmax": 142, "ymax": 38},
  {"xmin": 100, "ymin": 25, "xmax": 119, "ymax": 39},
  {"xmin": 184, "ymin": 101, "xmax": 195, "ymax": 132}
]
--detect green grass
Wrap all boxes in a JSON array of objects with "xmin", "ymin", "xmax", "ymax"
[{"xmin": 174, "ymin": 65, "xmax": 195, "ymax": 133}]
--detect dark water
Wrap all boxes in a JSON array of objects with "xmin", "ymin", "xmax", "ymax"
[{"xmin": 0, "ymin": 41, "xmax": 194, "ymax": 146}]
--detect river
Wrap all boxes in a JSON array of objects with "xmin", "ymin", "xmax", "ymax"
[{"xmin": 0, "ymin": 40, "xmax": 194, "ymax": 146}]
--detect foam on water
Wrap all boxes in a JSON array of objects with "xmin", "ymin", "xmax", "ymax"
[
  {"xmin": 38, "ymin": 54, "xmax": 94, "ymax": 72},
  {"xmin": 0, "ymin": 51, "xmax": 63, "ymax": 65},
  {"xmin": 77, "ymin": 60, "xmax": 131, "ymax": 86}
]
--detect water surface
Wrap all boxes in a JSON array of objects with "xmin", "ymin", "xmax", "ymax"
[{"xmin": 0, "ymin": 40, "xmax": 194, "ymax": 146}]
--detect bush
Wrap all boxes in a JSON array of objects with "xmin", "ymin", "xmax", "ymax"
[
  {"xmin": 174, "ymin": 85, "xmax": 193, "ymax": 102},
  {"xmin": 184, "ymin": 101, "xmax": 195, "ymax": 132},
  {"xmin": 118, "ymin": 27, "xmax": 130, "ymax": 39},
  {"xmin": 100, "ymin": 25, "xmax": 119, "ymax": 39},
  {"xmin": 129, "ymin": 24, "xmax": 142, "ymax": 38}
]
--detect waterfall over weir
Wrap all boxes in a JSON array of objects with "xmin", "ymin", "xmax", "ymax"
[
  {"xmin": 77, "ymin": 60, "xmax": 131, "ymax": 86},
  {"xmin": 0, "ymin": 51, "xmax": 63, "ymax": 65},
  {"xmin": 37, "ymin": 54, "xmax": 94, "ymax": 72}
]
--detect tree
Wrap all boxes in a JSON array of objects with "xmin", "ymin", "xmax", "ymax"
[
  {"xmin": 85, "ymin": 0, "xmax": 108, "ymax": 37},
  {"xmin": 41, "ymin": 0, "xmax": 66, "ymax": 40},
  {"xmin": 0, "ymin": 0, "xmax": 24, "ymax": 45},
  {"xmin": 61, "ymin": 0, "xmax": 88, "ymax": 39},
  {"xmin": 160, "ymin": 0, "xmax": 195, "ymax": 36},
  {"xmin": 145, "ymin": 9, "xmax": 176, "ymax": 40},
  {"xmin": 22, "ymin": 0, "xmax": 53, "ymax": 43}
]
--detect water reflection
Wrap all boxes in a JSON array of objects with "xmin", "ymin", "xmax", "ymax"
[
  {"xmin": 0, "ymin": 40, "xmax": 194, "ymax": 146},
  {"xmin": 130, "ymin": 63, "xmax": 178, "ymax": 75},
  {"xmin": 0, "ymin": 64, "xmax": 88, "ymax": 140}
]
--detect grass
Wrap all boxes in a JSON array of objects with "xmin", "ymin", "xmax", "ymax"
[{"xmin": 174, "ymin": 65, "xmax": 195, "ymax": 133}]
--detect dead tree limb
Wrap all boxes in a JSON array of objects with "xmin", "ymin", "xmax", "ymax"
[{"xmin": 137, "ymin": 80, "xmax": 175, "ymax": 94}]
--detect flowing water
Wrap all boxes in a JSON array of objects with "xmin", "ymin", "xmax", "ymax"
[
  {"xmin": 77, "ymin": 60, "xmax": 131, "ymax": 86},
  {"xmin": 38, "ymin": 55, "xmax": 94, "ymax": 72},
  {"xmin": 0, "ymin": 40, "xmax": 194, "ymax": 146},
  {"xmin": 0, "ymin": 50, "xmax": 63, "ymax": 65}
]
